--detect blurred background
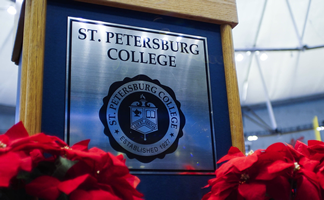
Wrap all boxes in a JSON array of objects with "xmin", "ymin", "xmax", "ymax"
[{"xmin": 0, "ymin": 0, "xmax": 323, "ymax": 153}]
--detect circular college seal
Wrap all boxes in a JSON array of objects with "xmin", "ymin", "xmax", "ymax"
[{"xmin": 99, "ymin": 75, "xmax": 185, "ymax": 163}]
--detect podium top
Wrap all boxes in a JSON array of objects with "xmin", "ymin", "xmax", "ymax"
[
  {"xmin": 76, "ymin": 0, "xmax": 238, "ymax": 27},
  {"xmin": 12, "ymin": 0, "xmax": 238, "ymax": 64}
]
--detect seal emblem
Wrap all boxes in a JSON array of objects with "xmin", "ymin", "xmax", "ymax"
[
  {"xmin": 130, "ymin": 94, "xmax": 158, "ymax": 141},
  {"xmin": 99, "ymin": 75, "xmax": 185, "ymax": 163}
]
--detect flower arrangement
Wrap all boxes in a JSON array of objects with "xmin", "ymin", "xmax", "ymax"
[
  {"xmin": 4, "ymin": 121, "xmax": 324, "ymax": 200},
  {"xmin": 202, "ymin": 140, "xmax": 324, "ymax": 200},
  {"xmin": 0, "ymin": 122, "xmax": 143, "ymax": 200}
]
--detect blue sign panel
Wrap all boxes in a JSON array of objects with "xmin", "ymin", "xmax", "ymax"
[{"xmin": 42, "ymin": 0, "xmax": 231, "ymax": 198}]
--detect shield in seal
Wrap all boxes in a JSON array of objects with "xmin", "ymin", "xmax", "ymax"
[
  {"xmin": 129, "ymin": 94, "xmax": 158, "ymax": 141},
  {"xmin": 99, "ymin": 74, "xmax": 185, "ymax": 163}
]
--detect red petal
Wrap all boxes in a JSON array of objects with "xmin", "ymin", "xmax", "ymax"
[
  {"xmin": 64, "ymin": 149, "xmax": 102, "ymax": 163},
  {"xmin": 299, "ymin": 168, "xmax": 319, "ymax": 186},
  {"xmin": 265, "ymin": 143, "xmax": 291, "ymax": 160},
  {"xmin": 286, "ymin": 143, "xmax": 303, "ymax": 160},
  {"xmin": 308, "ymin": 140, "xmax": 324, "ymax": 147},
  {"xmin": 215, "ymin": 162, "xmax": 235, "ymax": 177},
  {"xmin": 64, "ymin": 147, "xmax": 105, "ymax": 163},
  {"xmin": 266, "ymin": 176, "xmax": 291, "ymax": 200},
  {"xmin": 228, "ymin": 146, "xmax": 243, "ymax": 155},
  {"xmin": 317, "ymin": 170, "xmax": 324, "ymax": 189},
  {"xmin": 25, "ymin": 176, "xmax": 61, "ymax": 200},
  {"xmin": 295, "ymin": 175, "xmax": 321, "ymax": 200},
  {"xmin": 19, "ymin": 156, "xmax": 32, "ymax": 172},
  {"xmin": 65, "ymin": 161, "xmax": 93, "ymax": 179},
  {"xmin": 98, "ymin": 154, "xmax": 129, "ymax": 181},
  {"xmin": 58, "ymin": 174, "xmax": 97, "ymax": 195},
  {"xmin": 71, "ymin": 139, "xmax": 90, "ymax": 151},
  {"xmin": 299, "ymin": 157, "xmax": 319, "ymax": 171},
  {"xmin": 116, "ymin": 154, "xmax": 126, "ymax": 163},
  {"xmin": 238, "ymin": 182, "xmax": 266, "ymax": 200},
  {"xmin": 109, "ymin": 152, "xmax": 127, "ymax": 168},
  {"xmin": 70, "ymin": 190, "xmax": 93, "ymax": 200},
  {"xmin": 227, "ymin": 190, "xmax": 245, "ymax": 200},
  {"xmin": 48, "ymin": 135, "xmax": 68, "ymax": 147},
  {"xmin": 217, "ymin": 147, "xmax": 244, "ymax": 163},
  {"xmin": 266, "ymin": 142, "xmax": 287, "ymax": 152},
  {"xmin": 210, "ymin": 177, "xmax": 237, "ymax": 198},
  {"xmin": 206, "ymin": 177, "xmax": 217, "ymax": 187},
  {"xmin": 30, "ymin": 133, "xmax": 58, "ymax": 144},
  {"xmin": 97, "ymin": 183, "xmax": 115, "ymax": 194},
  {"xmin": 29, "ymin": 149, "xmax": 45, "ymax": 166},
  {"xmin": 89, "ymin": 147, "xmax": 106, "ymax": 154},
  {"xmin": 108, "ymin": 177, "xmax": 144, "ymax": 199},
  {"xmin": 123, "ymin": 174, "xmax": 141, "ymax": 188},
  {"xmin": 0, "ymin": 135, "xmax": 9, "ymax": 147},
  {"xmin": 256, "ymin": 160, "xmax": 294, "ymax": 180},
  {"xmin": 5, "ymin": 121, "xmax": 29, "ymax": 142},
  {"xmin": 10, "ymin": 133, "xmax": 61, "ymax": 153},
  {"xmin": 0, "ymin": 152, "xmax": 32, "ymax": 187},
  {"xmin": 216, "ymin": 155, "xmax": 258, "ymax": 178},
  {"xmin": 233, "ymin": 154, "xmax": 258, "ymax": 172},
  {"xmin": 201, "ymin": 191, "xmax": 212, "ymax": 200},
  {"xmin": 215, "ymin": 161, "xmax": 241, "ymax": 178},
  {"xmin": 310, "ymin": 153, "xmax": 324, "ymax": 161},
  {"xmin": 89, "ymin": 189, "xmax": 121, "ymax": 200},
  {"xmin": 295, "ymin": 140, "xmax": 310, "ymax": 157}
]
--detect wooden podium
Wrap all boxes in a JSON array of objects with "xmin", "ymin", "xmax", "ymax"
[{"xmin": 12, "ymin": 0, "xmax": 244, "ymax": 199}]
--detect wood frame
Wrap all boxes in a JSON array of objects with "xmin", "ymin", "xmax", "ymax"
[
  {"xmin": 221, "ymin": 24, "xmax": 245, "ymax": 152},
  {"xmin": 15, "ymin": 0, "xmax": 244, "ymax": 152},
  {"xmin": 19, "ymin": 0, "xmax": 47, "ymax": 135},
  {"xmin": 76, "ymin": 0, "xmax": 238, "ymax": 28}
]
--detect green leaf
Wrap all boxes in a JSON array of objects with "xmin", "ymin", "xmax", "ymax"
[
  {"xmin": 52, "ymin": 157, "xmax": 78, "ymax": 180},
  {"xmin": 16, "ymin": 170, "xmax": 32, "ymax": 180},
  {"xmin": 16, "ymin": 166, "xmax": 45, "ymax": 184}
]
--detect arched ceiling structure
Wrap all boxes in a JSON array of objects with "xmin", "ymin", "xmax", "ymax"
[
  {"xmin": 234, "ymin": 0, "xmax": 324, "ymax": 106},
  {"xmin": 0, "ymin": 0, "xmax": 18, "ymax": 107}
]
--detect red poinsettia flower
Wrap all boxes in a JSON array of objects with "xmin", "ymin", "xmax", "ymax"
[
  {"xmin": 0, "ymin": 122, "xmax": 38, "ymax": 187},
  {"xmin": 64, "ymin": 149, "xmax": 143, "ymax": 200},
  {"xmin": 0, "ymin": 122, "xmax": 143, "ymax": 200},
  {"xmin": 285, "ymin": 142, "xmax": 322, "ymax": 200},
  {"xmin": 25, "ymin": 176, "xmax": 62, "ymax": 200},
  {"xmin": 59, "ymin": 140, "xmax": 106, "ymax": 163},
  {"xmin": 203, "ymin": 144, "xmax": 299, "ymax": 200},
  {"xmin": 304, "ymin": 140, "xmax": 324, "ymax": 165},
  {"xmin": 214, "ymin": 146, "xmax": 260, "ymax": 179},
  {"xmin": 2, "ymin": 123, "xmax": 100, "ymax": 163},
  {"xmin": 70, "ymin": 189, "xmax": 122, "ymax": 200},
  {"xmin": 296, "ymin": 140, "xmax": 324, "ymax": 192},
  {"xmin": 203, "ymin": 148, "xmax": 261, "ymax": 199},
  {"xmin": 0, "ymin": 122, "xmax": 66, "ymax": 159},
  {"xmin": 0, "ymin": 151, "xmax": 32, "ymax": 187},
  {"xmin": 308, "ymin": 140, "xmax": 324, "ymax": 153},
  {"xmin": 0, "ymin": 121, "xmax": 30, "ymax": 154},
  {"xmin": 26, "ymin": 152, "xmax": 143, "ymax": 200},
  {"xmin": 26, "ymin": 174, "xmax": 122, "ymax": 200}
]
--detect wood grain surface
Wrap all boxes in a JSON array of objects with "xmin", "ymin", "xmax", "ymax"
[
  {"xmin": 75, "ymin": 0, "xmax": 238, "ymax": 27},
  {"xmin": 19, "ymin": 0, "xmax": 30, "ymax": 125},
  {"xmin": 221, "ymin": 24, "xmax": 245, "ymax": 152},
  {"xmin": 19, "ymin": 0, "xmax": 47, "ymax": 135}
]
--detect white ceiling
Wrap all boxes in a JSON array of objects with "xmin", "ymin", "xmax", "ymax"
[
  {"xmin": 234, "ymin": 0, "xmax": 324, "ymax": 106},
  {"xmin": 0, "ymin": 0, "xmax": 323, "ymax": 107},
  {"xmin": 0, "ymin": 0, "xmax": 18, "ymax": 107}
]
